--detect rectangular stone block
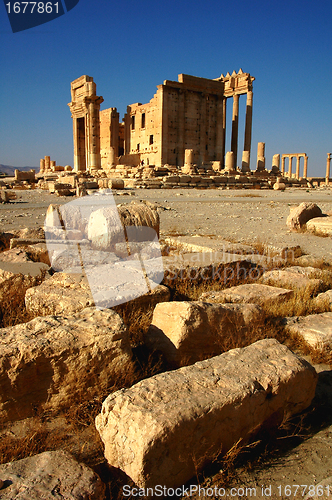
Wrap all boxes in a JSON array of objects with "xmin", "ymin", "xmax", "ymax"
[
  {"xmin": 96, "ymin": 339, "xmax": 317, "ymax": 489},
  {"xmin": 0, "ymin": 308, "xmax": 132, "ymax": 423}
]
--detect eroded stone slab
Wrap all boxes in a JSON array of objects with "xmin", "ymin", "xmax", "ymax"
[
  {"xmin": 146, "ymin": 300, "xmax": 264, "ymax": 365},
  {"xmin": 0, "ymin": 450, "xmax": 105, "ymax": 499},
  {"xmin": 307, "ymin": 216, "xmax": 332, "ymax": 237},
  {"xmin": 0, "ymin": 307, "xmax": 132, "ymax": 423},
  {"xmin": 284, "ymin": 312, "xmax": 332, "ymax": 354},
  {"xmin": 96, "ymin": 339, "xmax": 317, "ymax": 489},
  {"xmin": 261, "ymin": 266, "xmax": 324, "ymax": 293},
  {"xmin": 25, "ymin": 272, "xmax": 94, "ymax": 316},
  {"xmin": 200, "ymin": 283, "xmax": 294, "ymax": 307},
  {"xmin": 313, "ymin": 290, "xmax": 332, "ymax": 312},
  {"xmin": 0, "ymin": 260, "xmax": 50, "ymax": 309}
]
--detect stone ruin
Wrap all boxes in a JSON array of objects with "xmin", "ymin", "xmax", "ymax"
[
  {"xmin": 15, "ymin": 71, "xmax": 326, "ymax": 194},
  {"xmin": 39, "ymin": 155, "xmax": 73, "ymax": 174},
  {"xmin": 5, "ymin": 72, "xmax": 329, "ymax": 196}
]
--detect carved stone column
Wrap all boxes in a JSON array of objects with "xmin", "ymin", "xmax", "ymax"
[
  {"xmin": 231, "ymin": 94, "xmax": 239, "ymax": 168},
  {"xmin": 221, "ymin": 98, "xmax": 227, "ymax": 169},
  {"xmin": 272, "ymin": 154, "xmax": 280, "ymax": 174},
  {"xmin": 295, "ymin": 156, "xmax": 301, "ymax": 179},
  {"xmin": 44, "ymin": 156, "xmax": 50, "ymax": 172},
  {"xmin": 303, "ymin": 155, "xmax": 308, "ymax": 178},
  {"xmin": 281, "ymin": 156, "xmax": 285, "ymax": 175},
  {"xmin": 225, "ymin": 151, "xmax": 235, "ymax": 172},
  {"xmin": 326, "ymin": 153, "xmax": 331, "ymax": 185},
  {"xmin": 256, "ymin": 142, "xmax": 266, "ymax": 171},
  {"xmin": 39, "ymin": 159, "xmax": 45, "ymax": 173},
  {"xmin": 288, "ymin": 156, "xmax": 293, "ymax": 178},
  {"xmin": 216, "ymin": 96, "xmax": 224, "ymax": 165},
  {"xmin": 243, "ymin": 91, "xmax": 253, "ymax": 172},
  {"xmin": 241, "ymin": 151, "xmax": 250, "ymax": 173}
]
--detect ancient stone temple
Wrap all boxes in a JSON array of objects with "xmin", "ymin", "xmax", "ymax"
[
  {"xmin": 68, "ymin": 76, "xmax": 104, "ymax": 172},
  {"xmin": 69, "ymin": 71, "xmax": 255, "ymax": 172}
]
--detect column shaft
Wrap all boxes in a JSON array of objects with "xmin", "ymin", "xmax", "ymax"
[
  {"xmin": 288, "ymin": 157, "xmax": 293, "ymax": 178},
  {"xmin": 243, "ymin": 91, "xmax": 253, "ymax": 171},
  {"xmin": 281, "ymin": 156, "xmax": 285, "ymax": 175},
  {"xmin": 231, "ymin": 94, "xmax": 239, "ymax": 168},
  {"xmin": 303, "ymin": 155, "xmax": 308, "ymax": 178},
  {"xmin": 295, "ymin": 156, "xmax": 301, "ymax": 179},
  {"xmin": 221, "ymin": 98, "xmax": 227, "ymax": 169},
  {"xmin": 326, "ymin": 153, "xmax": 331, "ymax": 185}
]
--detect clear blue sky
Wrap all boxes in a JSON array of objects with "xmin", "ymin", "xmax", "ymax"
[{"xmin": 1, "ymin": 0, "xmax": 331, "ymax": 176}]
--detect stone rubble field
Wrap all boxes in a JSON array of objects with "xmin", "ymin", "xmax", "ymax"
[{"xmin": 0, "ymin": 186, "xmax": 332, "ymax": 498}]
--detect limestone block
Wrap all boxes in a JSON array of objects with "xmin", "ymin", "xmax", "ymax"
[
  {"xmin": 0, "ymin": 450, "xmax": 105, "ymax": 499},
  {"xmin": 178, "ymin": 175, "xmax": 191, "ymax": 183},
  {"xmin": 261, "ymin": 266, "xmax": 324, "ymax": 293},
  {"xmin": 0, "ymin": 307, "xmax": 132, "ymax": 422},
  {"xmin": 25, "ymin": 272, "xmax": 94, "ymax": 316},
  {"xmin": 10, "ymin": 238, "xmax": 45, "ymax": 249},
  {"xmin": 163, "ymin": 175, "xmax": 180, "ymax": 183},
  {"xmin": 273, "ymin": 178, "xmax": 286, "ymax": 190},
  {"xmin": 65, "ymin": 165, "xmax": 73, "ymax": 171},
  {"xmin": 163, "ymin": 252, "xmax": 255, "ymax": 289},
  {"xmin": 82, "ymin": 181, "xmax": 99, "ymax": 190},
  {"xmin": 0, "ymin": 260, "xmax": 50, "ymax": 309},
  {"xmin": 313, "ymin": 290, "xmax": 332, "ymax": 311},
  {"xmin": 200, "ymin": 283, "xmax": 294, "ymax": 307},
  {"xmin": 14, "ymin": 170, "xmax": 35, "ymax": 182},
  {"xmin": 96, "ymin": 338, "xmax": 317, "ymax": 489},
  {"xmin": 24, "ymin": 243, "xmax": 50, "ymax": 265},
  {"xmin": 146, "ymin": 300, "xmax": 264, "ymax": 365},
  {"xmin": 306, "ymin": 216, "xmax": 332, "ymax": 236},
  {"xmin": 284, "ymin": 312, "xmax": 332, "ymax": 354},
  {"xmin": 56, "ymin": 188, "xmax": 75, "ymax": 197},
  {"xmin": 190, "ymin": 175, "xmax": 202, "ymax": 183},
  {"xmin": 0, "ymin": 248, "xmax": 32, "ymax": 263},
  {"xmin": 286, "ymin": 202, "xmax": 322, "ymax": 230},
  {"xmin": 108, "ymin": 178, "xmax": 125, "ymax": 189},
  {"xmin": 225, "ymin": 151, "xmax": 235, "ymax": 172},
  {"xmin": 88, "ymin": 203, "xmax": 160, "ymax": 251}
]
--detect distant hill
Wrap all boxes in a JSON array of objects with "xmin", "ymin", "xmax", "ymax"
[{"xmin": 0, "ymin": 164, "xmax": 38, "ymax": 176}]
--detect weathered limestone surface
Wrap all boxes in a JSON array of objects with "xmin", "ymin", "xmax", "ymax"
[
  {"xmin": 0, "ymin": 450, "xmax": 105, "ymax": 499},
  {"xmin": 164, "ymin": 235, "xmax": 256, "ymax": 255},
  {"xmin": 0, "ymin": 261, "xmax": 50, "ymax": 308},
  {"xmin": 146, "ymin": 300, "xmax": 264, "ymax": 365},
  {"xmin": 313, "ymin": 290, "xmax": 332, "ymax": 311},
  {"xmin": 284, "ymin": 312, "xmax": 332, "ymax": 353},
  {"xmin": 163, "ymin": 252, "xmax": 257, "ymax": 288},
  {"xmin": 0, "ymin": 307, "xmax": 132, "ymax": 423},
  {"xmin": 88, "ymin": 203, "xmax": 160, "ymax": 251},
  {"xmin": 25, "ymin": 272, "xmax": 94, "ymax": 316},
  {"xmin": 261, "ymin": 266, "xmax": 324, "ymax": 293},
  {"xmin": 200, "ymin": 283, "xmax": 294, "ymax": 307},
  {"xmin": 0, "ymin": 248, "xmax": 32, "ymax": 263},
  {"xmin": 286, "ymin": 202, "xmax": 322, "ymax": 230},
  {"xmin": 25, "ymin": 271, "xmax": 169, "ymax": 316},
  {"xmin": 306, "ymin": 216, "xmax": 332, "ymax": 237},
  {"xmin": 96, "ymin": 339, "xmax": 317, "ymax": 489},
  {"xmin": 108, "ymin": 178, "xmax": 125, "ymax": 189}
]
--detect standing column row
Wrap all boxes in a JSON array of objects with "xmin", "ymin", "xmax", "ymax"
[{"xmin": 221, "ymin": 91, "xmax": 253, "ymax": 172}]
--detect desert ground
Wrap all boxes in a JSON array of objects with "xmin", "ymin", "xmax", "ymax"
[{"xmin": 1, "ymin": 185, "xmax": 332, "ymax": 499}]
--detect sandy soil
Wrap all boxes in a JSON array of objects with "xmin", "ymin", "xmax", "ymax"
[{"xmin": 1, "ymin": 186, "xmax": 332, "ymax": 261}]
